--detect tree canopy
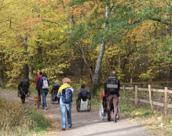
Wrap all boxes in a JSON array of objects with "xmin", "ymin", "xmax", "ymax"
[{"xmin": 0, "ymin": 0, "xmax": 172, "ymax": 88}]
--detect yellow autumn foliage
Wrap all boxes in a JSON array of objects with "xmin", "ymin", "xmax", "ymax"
[{"xmin": 126, "ymin": 20, "xmax": 156, "ymax": 43}]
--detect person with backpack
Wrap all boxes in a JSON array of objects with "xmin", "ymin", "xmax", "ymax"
[
  {"xmin": 104, "ymin": 71, "xmax": 120, "ymax": 122},
  {"xmin": 18, "ymin": 78, "xmax": 30, "ymax": 104},
  {"xmin": 58, "ymin": 77, "xmax": 74, "ymax": 131},
  {"xmin": 39, "ymin": 73, "xmax": 50, "ymax": 110}
]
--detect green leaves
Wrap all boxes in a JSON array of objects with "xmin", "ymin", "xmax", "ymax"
[
  {"xmin": 69, "ymin": 0, "xmax": 88, "ymax": 6},
  {"xmin": 1, "ymin": 0, "xmax": 172, "ymax": 85},
  {"xmin": 138, "ymin": 7, "xmax": 163, "ymax": 21}
]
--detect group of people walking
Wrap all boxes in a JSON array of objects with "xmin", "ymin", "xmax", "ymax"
[
  {"xmin": 35, "ymin": 72, "xmax": 74, "ymax": 130},
  {"xmin": 18, "ymin": 70, "xmax": 120, "ymax": 131}
]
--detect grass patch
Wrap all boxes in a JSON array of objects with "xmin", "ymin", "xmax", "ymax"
[
  {"xmin": 120, "ymin": 94, "xmax": 172, "ymax": 136},
  {"xmin": 91, "ymin": 95, "xmax": 101, "ymax": 109},
  {"xmin": 28, "ymin": 110, "xmax": 50, "ymax": 132},
  {"xmin": 120, "ymin": 97, "xmax": 153, "ymax": 118},
  {"xmin": 0, "ymin": 99, "xmax": 50, "ymax": 136}
]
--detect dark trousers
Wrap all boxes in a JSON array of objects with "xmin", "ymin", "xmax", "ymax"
[
  {"xmin": 41, "ymin": 89, "xmax": 48, "ymax": 109},
  {"xmin": 37, "ymin": 89, "xmax": 41, "ymax": 102}
]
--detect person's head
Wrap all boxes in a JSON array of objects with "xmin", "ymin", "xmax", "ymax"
[
  {"xmin": 81, "ymin": 84, "xmax": 86, "ymax": 89},
  {"xmin": 54, "ymin": 79, "xmax": 59, "ymax": 84},
  {"xmin": 109, "ymin": 71, "xmax": 115, "ymax": 76},
  {"xmin": 39, "ymin": 71, "xmax": 42, "ymax": 75},
  {"xmin": 42, "ymin": 73, "xmax": 47, "ymax": 77},
  {"xmin": 62, "ymin": 77, "xmax": 71, "ymax": 84}
]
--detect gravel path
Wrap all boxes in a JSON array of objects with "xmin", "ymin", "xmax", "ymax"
[
  {"xmin": 57, "ymin": 109, "xmax": 148, "ymax": 136},
  {"xmin": 0, "ymin": 90, "xmax": 149, "ymax": 136}
]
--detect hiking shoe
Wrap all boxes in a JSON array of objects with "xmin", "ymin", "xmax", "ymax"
[
  {"xmin": 68, "ymin": 124, "xmax": 72, "ymax": 128},
  {"xmin": 61, "ymin": 128, "xmax": 66, "ymax": 131}
]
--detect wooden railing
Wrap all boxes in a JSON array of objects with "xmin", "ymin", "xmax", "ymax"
[{"xmin": 121, "ymin": 84, "xmax": 172, "ymax": 115}]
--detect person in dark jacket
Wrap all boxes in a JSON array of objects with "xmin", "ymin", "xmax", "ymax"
[
  {"xmin": 18, "ymin": 78, "xmax": 30, "ymax": 104},
  {"xmin": 77, "ymin": 84, "xmax": 91, "ymax": 101},
  {"xmin": 104, "ymin": 71, "xmax": 120, "ymax": 122},
  {"xmin": 76, "ymin": 84, "xmax": 91, "ymax": 112},
  {"xmin": 51, "ymin": 82, "xmax": 60, "ymax": 104},
  {"xmin": 38, "ymin": 73, "xmax": 50, "ymax": 110}
]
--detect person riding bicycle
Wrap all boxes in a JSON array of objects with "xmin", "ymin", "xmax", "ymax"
[{"xmin": 104, "ymin": 71, "xmax": 120, "ymax": 122}]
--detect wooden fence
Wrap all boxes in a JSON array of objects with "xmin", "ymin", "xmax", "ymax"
[{"xmin": 121, "ymin": 84, "xmax": 172, "ymax": 115}]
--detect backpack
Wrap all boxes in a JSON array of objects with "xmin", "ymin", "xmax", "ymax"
[
  {"xmin": 61, "ymin": 88, "xmax": 73, "ymax": 104},
  {"xmin": 42, "ymin": 78, "xmax": 49, "ymax": 89},
  {"xmin": 106, "ymin": 77, "xmax": 119, "ymax": 93}
]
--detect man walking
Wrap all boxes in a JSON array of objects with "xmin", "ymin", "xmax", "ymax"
[{"xmin": 104, "ymin": 71, "xmax": 120, "ymax": 122}]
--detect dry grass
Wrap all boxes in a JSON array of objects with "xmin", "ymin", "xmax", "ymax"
[
  {"xmin": 0, "ymin": 99, "xmax": 50, "ymax": 136},
  {"xmin": 133, "ymin": 113, "xmax": 172, "ymax": 136}
]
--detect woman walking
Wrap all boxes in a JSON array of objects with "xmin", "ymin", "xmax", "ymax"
[{"xmin": 58, "ymin": 77, "xmax": 74, "ymax": 131}]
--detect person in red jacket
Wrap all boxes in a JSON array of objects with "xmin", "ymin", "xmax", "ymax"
[{"xmin": 35, "ymin": 71, "xmax": 42, "ymax": 107}]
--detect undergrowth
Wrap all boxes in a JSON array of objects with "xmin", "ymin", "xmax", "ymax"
[{"xmin": 0, "ymin": 99, "xmax": 50, "ymax": 136}]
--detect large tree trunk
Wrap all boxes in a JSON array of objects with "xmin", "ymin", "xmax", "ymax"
[
  {"xmin": 23, "ymin": 64, "xmax": 29, "ymax": 79},
  {"xmin": 92, "ymin": 3, "xmax": 110, "ymax": 91},
  {"xmin": 92, "ymin": 40, "xmax": 105, "ymax": 86}
]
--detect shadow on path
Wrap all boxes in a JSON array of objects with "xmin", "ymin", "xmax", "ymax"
[{"xmin": 82, "ymin": 125, "xmax": 144, "ymax": 136}]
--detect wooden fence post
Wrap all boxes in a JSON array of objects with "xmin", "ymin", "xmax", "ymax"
[
  {"xmin": 135, "ymin": 85, "xmax": 138, "ymax": 105},
  {"xmin": 164, "ymin": 87, "xmax": 168, "ymax": 115},
  {"xmin": 148, "ymin": 84, "xmax": 153, "ymax": 110}
]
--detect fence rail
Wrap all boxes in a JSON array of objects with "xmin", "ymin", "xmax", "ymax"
[{"xmin": 121, "ymin": 84, "xmax": 172, "ymax": 115}]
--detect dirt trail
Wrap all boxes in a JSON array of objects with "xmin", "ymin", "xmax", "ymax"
[{"xmin": 0, "ymin": 90, "xmax": 150, "ymax": 136}]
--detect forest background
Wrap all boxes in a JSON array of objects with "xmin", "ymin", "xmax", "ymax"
[{"xmin": 0, "ymin": 0, "xmax": 172, "ymax": 92}]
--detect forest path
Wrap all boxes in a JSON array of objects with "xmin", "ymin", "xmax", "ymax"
[{"xmin": 0, "ymin": 89, "xmax": 149, "ymax": 136}]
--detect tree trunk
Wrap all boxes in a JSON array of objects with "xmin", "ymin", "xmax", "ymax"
[
  {"xmin": 0, "ymin": 52, "xmax": 5, "ymax": 86},
  {"xmin": 92, "ymin": 3, "xmax": 110, "ymax": 91},
  {"xmin": 23, "ymin": 64, "xmax": 29, "ymax": 79},
  {"xmin": 23, "ymin": 35, "xmax": 29, "ymax": 79},
  {"xmin": 0, "ymin": 68, "xmax": 4, "ymax": 87},
  {"xmin": 92, "ymin": 40, "xmax": 105, "ymax": 86},
  {"xmin": 79, "ymin": 45, "xmax": 94, "ymax": 81}
]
